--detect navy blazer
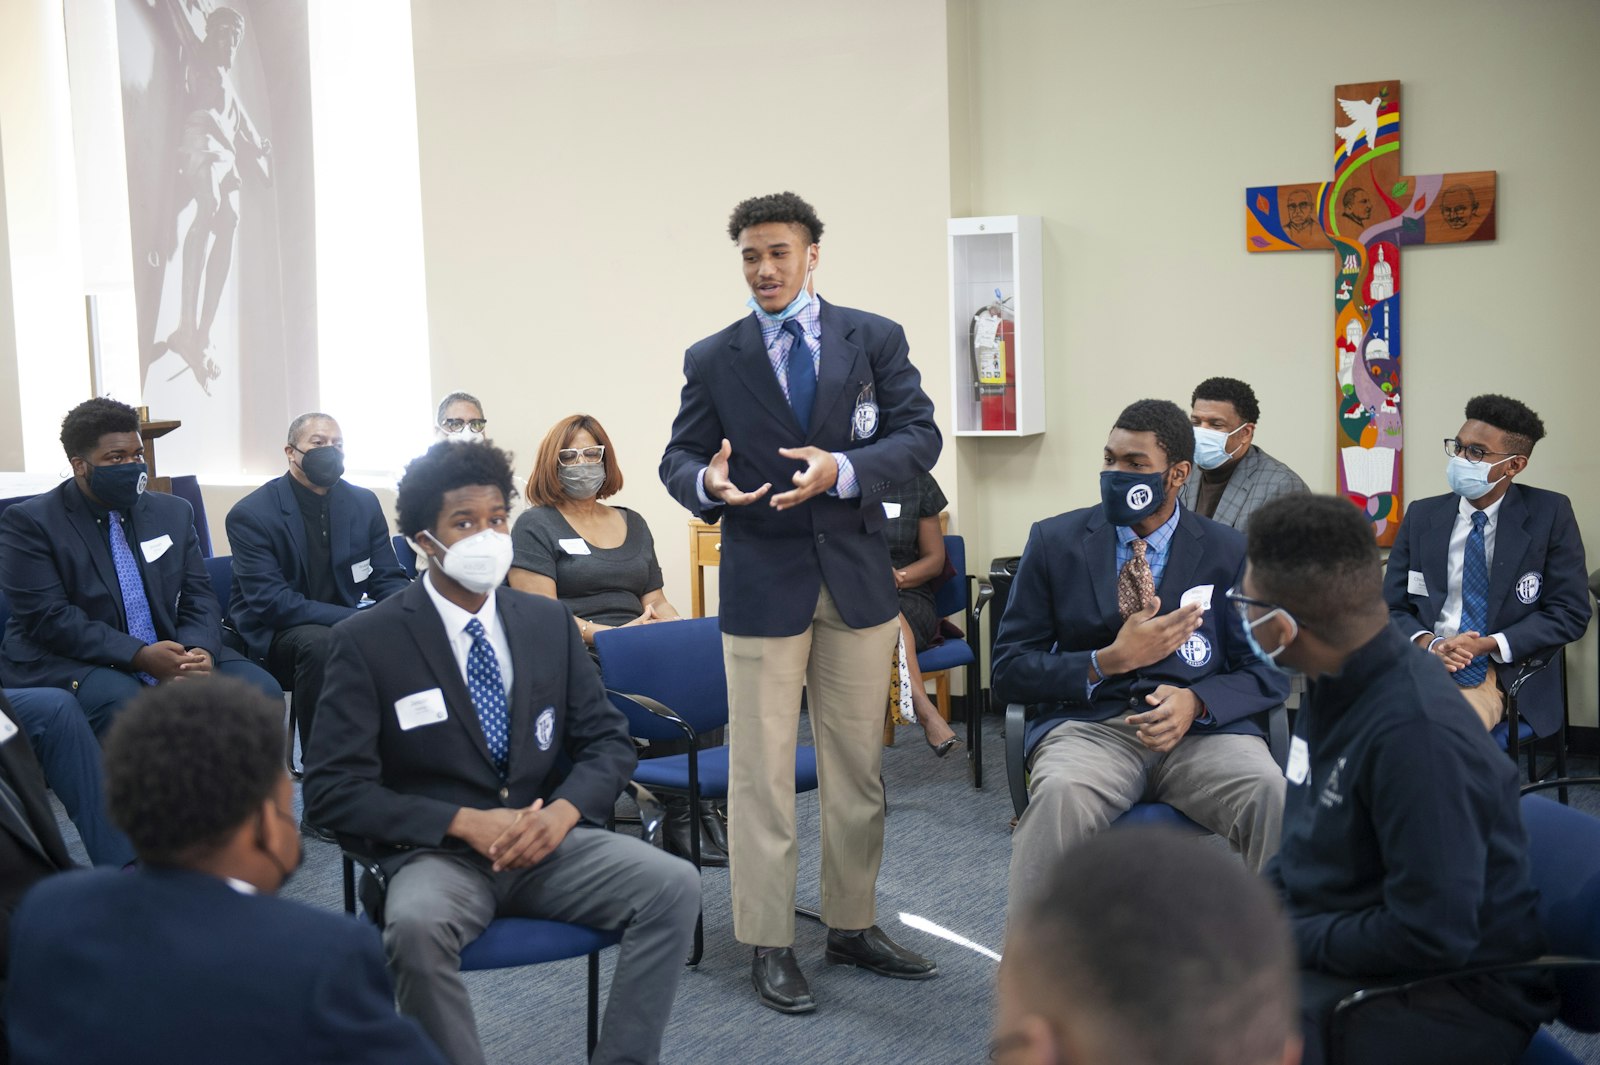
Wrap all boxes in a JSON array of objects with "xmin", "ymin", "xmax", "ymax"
[
  {"xmin": 1383, "ymin": 484, "xmax": 1591, "ymax": 736},
  {"xmin": 226, "ymin": 474, "xmax": 412, "ymax": 660},
  {"xmin": 0, "ymin": 480, "xmax": 224, "ymax": 690},
  {"xmin": 992, "ymin": 505, "xmax": 1290, "ymax": 759},
  {"xmin": 6, "ymin": 867, "xmax": 445, "ymax": 1065},
  {"xmin": 660, "ymin": 300, "xmax": 941, "ymax": 637},
  {"xmin": 303, "ymin": 580, "xmax": 636, "ymax": 875}
]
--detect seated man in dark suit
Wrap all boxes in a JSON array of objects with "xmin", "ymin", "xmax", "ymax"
[
  {"xmin": 1384, "ymin": 394, "xmax": 1590, "ymax": 731},
  {"xmin": 0, "ymin": 398, "xmax": 280, "ymax": 736},
  {"xmin": 305, "ymin": 442, "xmax": 698, "ymax": 1065},
  {"xmin": 226, "ymin": 412, "xmax": 411, "ymax": 762},
  {"xmin": 995, "ymin": 827, "xmax": 1301, "ymax": 1065},
  {"xmin": 0, "ymin": 697, "xmax": 76, "ymax": 1064},
  {"xmin": 1248, "ymin": 494, "xmax": 1555, "ymax": 1065},
  {"xmin": 6, "ymin": 677, "xmax": 446, "ymax": 1065},
  {"xmin": 993, "ymin": 399, "xmax": 1289, "ymax": 920}
]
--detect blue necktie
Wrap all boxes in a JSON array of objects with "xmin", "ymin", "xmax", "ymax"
[
  {"xmin": 1455, "ymin": 510, "xmax": 1490, "ymax": 687},
  {"xmin": 783, "ymin": 318, "xmax": 817, "ymax": 434},
  {"xmin": 108, "ymin": 511, "xmax": 159, "ymax": 686},
  {"xmin": 464, "ymin": 618, "xmax": 510, "ymax": 777}
]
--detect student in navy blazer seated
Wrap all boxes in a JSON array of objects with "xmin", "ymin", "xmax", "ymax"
[
  {"xmin": 304, "ymin": 442, "xmax": 698, "ymax": 1065},
  {"xmin": 0, "ymin": 398, "xmax": 280, "ymax": 736},
  {"xmin": 660, "ymin": 192, "xmax": 942, "ymax": 1013},
  {"xmin": 1384, "ymin": 394, "xmax": 1590, "ymax": 733},
  {"xmin": 226, "ymin": 411, "xmax": 411, "ymax": 761},
  {"xmin": 992, "ymin": 399, "xmax": 1290, "ymax": 921},
  {"xmin": 5, "ymin": 676, "xmax": 446, "ymax": 1065}
]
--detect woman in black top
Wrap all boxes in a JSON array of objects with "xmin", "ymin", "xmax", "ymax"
[{"xmin": 884, "ymin": 472, "xmax": 959, "ymax": 755}]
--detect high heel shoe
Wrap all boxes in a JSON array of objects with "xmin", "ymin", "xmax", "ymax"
[{"xmin": 925, "ymin": 734, "xmax": 959, "ymax": 758}]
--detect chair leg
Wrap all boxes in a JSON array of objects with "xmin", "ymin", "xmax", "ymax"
[
  {"xmin": 1557, "ymin": 721, "xmax": 1570, "ymax": 805},
  {"xmin": 586, "ymin": 950, "xmax": 600, "ymax": 1059},
  {"xmin": 882, "ymin": 705, "xmax": 895, "ymax": 747},
  {"xmin": 933, "ymin": 672, "xmax": 951, "ymax": 722},
  {"xmin": 341, "ymin": 854, "xmax": 356, "ymax": 915},
  {"xmin": 967, "ymin": 658, "xmax": 983, "ymax": 789},
  {"xmin": 286, "ymin": 703, "xmax": 303, "ymax": 781}
]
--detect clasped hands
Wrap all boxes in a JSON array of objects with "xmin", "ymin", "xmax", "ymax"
[
  {"xmin": 132, "ymin": 641, "xmax": 212, "ymax": 682},
  {"xmin": 450, "ymin": 799, "xmax": 580, "ymax": 873},
  {"xmin": 1423, "ymin": 630, "xmax": 1496, "ymax": 673},
  {"xmin": 704, "ymin": 438, "xmax": 837, "ymax": 512},
  {"xmin": 1097, "ymin": 597, "xmax": 1206, "ymax": 753}
]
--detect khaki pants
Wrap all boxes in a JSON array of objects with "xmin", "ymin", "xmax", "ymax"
[
  {"xmin": 1456, "ymin": 661, "xmax": 1504, "ymax": 731},
  {"xmin": 723, "ymin": 585, "xmax": 899, "ymax": 947},
  {"xmin": 1007, "ymin": 716, "xmax": 1285, "ymax": 921}
]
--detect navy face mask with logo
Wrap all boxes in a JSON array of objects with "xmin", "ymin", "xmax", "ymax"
[
  {"xmin": 88, "ymin": 462, "xmax": 148, "ymax": 510},
  {"xmin": 1099, "ymin": 468, "xmax": 1168, "ymax": 527}
]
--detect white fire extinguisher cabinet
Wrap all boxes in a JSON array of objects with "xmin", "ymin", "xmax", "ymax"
[{"xmin": 947, "ymin": 215, "xmax": 1044, "ymax": 437}]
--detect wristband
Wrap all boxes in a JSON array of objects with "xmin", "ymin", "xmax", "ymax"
[
  {"xmin": 1426, "ymin": 636, "xmax": 1445, "ymax": 654},
  {"xmin": 1090, "ymin": 648, "xmax": 1104, "ymax": 683}
]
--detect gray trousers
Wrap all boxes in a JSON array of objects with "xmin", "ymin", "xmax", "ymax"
[
  {"xmin": 1007, "ymin": 717, "xmax": 1285, "ymax": 918},
  {"xmin": 382, "ymin": 827, "xmax": 700, "ymax": 1065}
]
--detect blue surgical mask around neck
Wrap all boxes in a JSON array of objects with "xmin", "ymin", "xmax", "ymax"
[{"xmin": 747, "ymin": 253, "xmax": 816, "ymax": 323}]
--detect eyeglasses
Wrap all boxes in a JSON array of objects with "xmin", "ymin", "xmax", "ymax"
[
  {"xmin": 441, "ymin": 418, "xmax": 488, "ymax": 434},
  {"xmin": 1224, "ymin": 585, "xmax": 1281, "ymax": 624},
  {"xmin": 1443, "ymin": 438, "xmax": 1514, "ymax": 463},
  {"xmin": 557, "ymin": 445, "xmax": 606, "ymax": 466}
]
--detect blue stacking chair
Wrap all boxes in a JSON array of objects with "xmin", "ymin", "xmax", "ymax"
[
  {"xmin": 913, "ymin": 534, "xmax": 984, "ymax": 787},
  {"xmin": 339, "ymin": 848, "xmax": 620, "ymax": 1058},
  {"xmin": 1491, "ymin": 651, "xmax": 1571, "ymax": 801},
  {"xmin": 392, "ymin": 534, "xmax": 419, "ymax": 578},
  {"xmin": 595, "ymin": 616, "xmax": 821, "ymax": 966},
  {"xmin": 1330, "ymin": 778, "xmax": 1600, "ymax": 1064}
]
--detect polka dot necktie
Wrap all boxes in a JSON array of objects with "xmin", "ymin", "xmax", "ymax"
[
  {"xmin": 108, "ymin": 510, "xmax": 159, "ymax": 685},
  {"xmin": 464, "ymin": 618, "xmax": 509, "ymax": 778},
  {"xmin": 1455, "ymin": 511, "xmax": 1490, "ymax": 687},
  {"xmin": 783, "ymin": 319, "xmax": 816, "ymax": 434},
  {"xmin": 1117, "ymin": 538, "xmax": 1156, "ymax": 619}
]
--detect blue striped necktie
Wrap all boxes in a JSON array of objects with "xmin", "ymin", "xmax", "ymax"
[
  {"xmin": 783, "ymin": 318, "xmax": 816, "ymax": 434},
  {"xmin": 1455, "ymin": 510, "xmax": 1490, "ymax": 687},
  {"xmin": 108, "ymin": 511, "xmax": 159, "ymax": 685}
]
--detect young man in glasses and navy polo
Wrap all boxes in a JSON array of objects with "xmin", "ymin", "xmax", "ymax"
[{"xmin": 1383, "ymin": 395, "xmax": 1590, "ymax": 731}]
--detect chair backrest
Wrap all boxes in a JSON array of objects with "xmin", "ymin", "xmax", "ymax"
[
  {"xmin": 932, "ymin": 534, "xmax": 968, "ymax": 618},
  {"xmin": 1520, "ymin": 793, "xmax": 1600, "ymax": 1031},
  {"xmin": 392, "ymin": 534, "xmax": 418, "ymax": 578},
  {"xmin": 594, "ymin": 617, "xmax": 729, "ymax": 739},
  {"xmin": 167, "ymin": 475, "xmax": 214, "ymax": 558},
  {"xmin": 204, "ymin": 555, "xmax": 234, "ymax": 625}
]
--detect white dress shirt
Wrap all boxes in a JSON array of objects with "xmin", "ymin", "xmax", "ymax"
[
  {"xmin": 1431, "ymin": 494, "xmax": 1511, "ymax": 663},
  {"xmin": 422, "ymin": 571, "xmax": 514, "ymax": 698}
]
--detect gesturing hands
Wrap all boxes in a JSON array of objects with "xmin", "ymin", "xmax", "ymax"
[
  {"xmin": 1127, "ymin": 685, "xmax": 1202, "ymax": 753},
  {"xmin": 704, "ymin": 439, "xmax": 771, "ymax": 507},
  {"xmin": 1097, "ymin": 599, "xmax": 1204, "ymax": 678},
  {"xmin": 770, "ymin": 447, "xmax": 839, "ymax": 511}
]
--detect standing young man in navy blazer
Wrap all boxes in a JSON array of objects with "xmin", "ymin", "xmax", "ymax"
[
  {"xmin": 661, "ymin": 192, "xmax": 942, "ymax": 1013},
  {"xmin": 1383, "ymin": 394, "xmax": 1590, "ymax": 732},
  {"xmin": 0, "ymin": 398, "xmax": 280, "ymax": 736},
  {"xmin": 7, "ymin": 677, "xmax": 446, "ymax": 1065},
  {"xmin": 305, "ymin": 442, "xmax": 698, "ymax": 1065},
  {"xmin": 993, "ymin": 399, "xmax": 1289, "ymax": 920},
  {"xmin": 226, "ymin": 412, "xmax": 412, "ymax": 761}
]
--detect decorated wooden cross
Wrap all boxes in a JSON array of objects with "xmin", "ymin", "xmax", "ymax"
[{"xmin": 1245, "ymin": 79, "xmax": 1496, "ymax": 546}]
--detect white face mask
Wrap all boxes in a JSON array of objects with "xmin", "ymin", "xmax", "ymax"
[{"xmin": 425, "ymin": 528, "xmax": 512, "ymax": 594}]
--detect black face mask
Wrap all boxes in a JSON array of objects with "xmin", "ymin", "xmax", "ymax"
[
  {"xmin": 87, "ymin": 462, "xmax": 148, "ymax": 510},
  {"xmin": 295, "ymin": 446, "xmax": 344, "ymax": 488},
  {"xmin": 258, "ymin": 806, "xmax": 303, "ymax": 890}
]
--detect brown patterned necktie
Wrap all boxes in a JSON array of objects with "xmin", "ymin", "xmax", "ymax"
[{"xmin": 1117, "ymin": 538, "xmax": 1156, "ymax": 619}]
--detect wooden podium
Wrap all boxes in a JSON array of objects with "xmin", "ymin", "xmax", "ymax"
[{"xmin": 138, "ymin": 419, "xmax": 181, "ymax": 494}]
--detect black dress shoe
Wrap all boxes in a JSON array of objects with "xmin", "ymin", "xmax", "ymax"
[
  {"xmin": 662, "ymin": 795, "xmax": 728, "ymax": 866},
  {"xmin": 752, "ymin": 948, "xmax": 816, "ymax": 1013},
  {"xmin": 824, "ymin": 926, "xmax": 937, "ymax": 979},
  {"xmin": 699, "ymin": 799, "xmax": 730, "ymax": 856},
  {"xmin": 299, "ymin": 818, "xmax": 336, "ymax": 844}
]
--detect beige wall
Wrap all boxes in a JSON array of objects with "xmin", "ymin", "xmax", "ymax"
[
  {"xmin": 410, "ymin": 0, "xmax": 956, "ymax": 619},
  {"xmin": 949, "ymin": 0, "xmax": 1600, "ymax": 722}
]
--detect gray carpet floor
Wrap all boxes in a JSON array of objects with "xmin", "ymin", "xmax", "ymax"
[{"xmin": 44, "ymin": 716, "xmax": 1600, "ymax": 1064}]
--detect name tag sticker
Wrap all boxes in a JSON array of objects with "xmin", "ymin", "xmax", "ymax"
[
  {"xmin": 1407, "ymin": 570, "xmax": 1428, "ymax": 596},
  {"xmin": 351, "ymin": 558, "xmax": 374, "ymax": 583},
  {"xmin": 140, "ymin": 534, "xmax": 173, "ymax": 563},
  {"xmin": 1179, "ymin": 584, "xmax": 1214, "ymax": 611},
  {"xmin": 882, "ymin": 502, "xmax": 903, "ymax": 519},
  {"xmin": 0, "ymin": 710, "xmax": 15, "ymax": 745},
  {"xmin": 1286, "ymin": 736, "xmax": 1310, "ymax": 785},
  {"xmin": 558, "ymin": 538, "xmax": 591, "ymax": 556},
  {"xmin": 394, "ymin": 688, "xmax": 448, "ymax": 731}
]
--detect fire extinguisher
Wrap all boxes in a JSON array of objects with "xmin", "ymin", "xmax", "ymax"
[{"xmin": 970, "ymin": 289, "xmax": 1017, "ymax": 431}]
